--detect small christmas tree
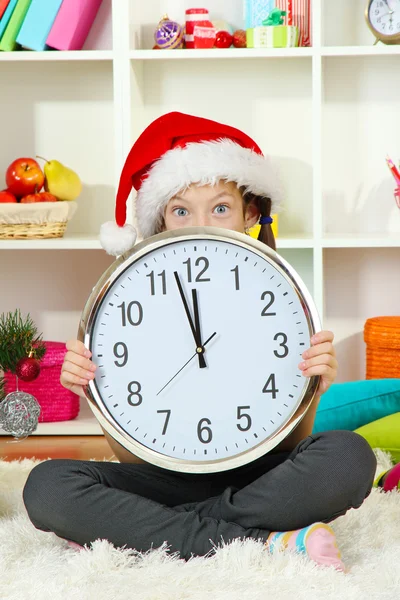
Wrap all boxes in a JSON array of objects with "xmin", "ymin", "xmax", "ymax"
[{"xmin": 0, "ymin": 309, "xmax": 46, "ymax": 388}]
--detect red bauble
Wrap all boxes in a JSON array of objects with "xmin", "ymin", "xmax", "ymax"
[
  {"xmin": 233, "ymin": 29, "xmax": 247, "ymax": 48},
  {"xmin": 215, "ymin": 31, "xmax": 233, "ymax": 48},
  {"xmin": 16, "ymin": 357, "xmax": 41, "ymax": 382}
]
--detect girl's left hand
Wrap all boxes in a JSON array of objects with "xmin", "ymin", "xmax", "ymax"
[{"xmin": 298, "ymin": 330, "xmax": 338, "ymax": 398}]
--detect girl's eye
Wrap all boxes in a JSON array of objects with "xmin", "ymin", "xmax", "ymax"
[
  {"xmin": 173, "ymin": 208, "xmax": 188, "ymax": 217},
  {"xmin": 214, "ymin": 204, "xmax": 229, "ymax": 214}
]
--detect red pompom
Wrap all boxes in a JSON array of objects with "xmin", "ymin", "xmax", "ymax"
[{"xmin": 16, "ymin": 357, "xmax": 41, "ymax": 382}]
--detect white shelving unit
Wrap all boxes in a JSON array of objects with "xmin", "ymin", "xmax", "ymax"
[{"xmin": 0, "ymin": 0, "xmax": 399, "ymax": 436}]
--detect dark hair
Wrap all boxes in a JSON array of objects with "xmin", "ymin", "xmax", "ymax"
[{"xmin": 240, "ymin": 188, "xmax": 276, "ymax": 251}]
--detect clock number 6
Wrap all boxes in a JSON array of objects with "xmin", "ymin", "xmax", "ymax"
[{"xmin": 198, "ymin": 418, "xmax": 212, "ymax": 444}]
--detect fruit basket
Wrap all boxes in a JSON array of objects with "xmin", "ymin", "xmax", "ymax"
[{"xmin": 0, "ymin": 201, "xmax": 77, "ymax": 240}]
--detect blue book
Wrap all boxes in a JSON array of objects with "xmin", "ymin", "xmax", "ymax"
[
  {"xmin": 0, "ymin": 0, "xmax": 17, "ymax": 40},
  {"xmin": 16, "ymin": 0, "xmax": 63, "ymax": 51}
]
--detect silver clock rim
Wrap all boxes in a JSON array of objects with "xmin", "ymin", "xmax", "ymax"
[{"xmin": 78, "ymin": 227, "xmax": 321, "ymax": 474}]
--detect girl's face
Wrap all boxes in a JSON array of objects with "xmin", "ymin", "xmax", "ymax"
[{"xmin": 163, "ymin": 181, "xmax": 259, "ymax": 233}]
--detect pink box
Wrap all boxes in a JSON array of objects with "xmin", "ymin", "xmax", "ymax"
[
  {"xmin": 46, "ymin": 0, "xmax": 103, "ymax": 51},
  {"xmin": 4, "ymin": 342, "xmax": 80, "ymax": 422}
]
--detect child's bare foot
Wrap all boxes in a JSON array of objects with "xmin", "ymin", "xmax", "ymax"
[{"xmin": 265, "ymin": 522, "xmax": 345, "ymax": 572}]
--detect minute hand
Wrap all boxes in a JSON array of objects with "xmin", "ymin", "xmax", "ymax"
[{"xmin": 174, "ymin": 272, "xmax": 206, "ymax": 368}]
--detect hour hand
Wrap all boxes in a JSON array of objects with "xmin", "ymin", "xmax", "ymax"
[{"xmin": 174, "ymin": 272, "xmax": 206, "ymax": 368}]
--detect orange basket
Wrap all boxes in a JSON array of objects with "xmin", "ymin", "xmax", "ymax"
[{"xmin": 364, "ymin": 317, "xmax": 400, "ymax": 379}]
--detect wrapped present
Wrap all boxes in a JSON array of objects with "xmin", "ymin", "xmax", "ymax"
[
  {"xmin": 275, "ymin": 0, "xmax": 312, "ymax": 46},
  {"xmin": 364, "ymin": 317, "xmax": 400, "ymax": 380},
  {"xmin": 244, "ymin": 0, "xmax": 275, "ymax": 29},
  {"xmin": 247, "ymin": 25, "xmax": 299, "ymax": 48},
  {"xmin": 4, "ymin": 341, "xmax": 80, "ymax": 422}
]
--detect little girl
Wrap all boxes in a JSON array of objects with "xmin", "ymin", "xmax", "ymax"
[{"xmin": 23, "ymin": 112, "xmax": 396, "ymax": 573}]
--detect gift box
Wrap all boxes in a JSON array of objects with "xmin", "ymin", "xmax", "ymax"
[
  {"xmin": 275, "ymin": 0, "xmax": 312, "ymax": 46},
  {"xmin": 364, "ymin": 317, "xmax": 400, "ymax": 380},
  {"xmin": 244, "ymin": 0, "xmax": 275, "ymax": 29},
  {"xmin": 247, "ymin": 25, "xmax": 299, "ymax": 48},
  {"xmin": 4, "ymin": 341, "xmax": 80, "ymax": 422}
]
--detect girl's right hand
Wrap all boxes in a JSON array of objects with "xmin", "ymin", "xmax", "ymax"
[{"xmin": 60, "ymin": 339, "xmax": 97, "ymax": 399}]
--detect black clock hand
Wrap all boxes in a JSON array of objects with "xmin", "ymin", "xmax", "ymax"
[
  {"xmin": 192, "ymin": 287, "xmax": 203, "ymax": 348},
  {"xmin": 156, "ymin": 332, "xmax": 217, "ymax": 396},
  {"xmin": 174, "ymin": 271, "xmax": 206, "ymax": 368}
]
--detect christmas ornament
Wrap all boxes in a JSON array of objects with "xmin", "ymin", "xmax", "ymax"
[
  {"xmin": 16, "ymin": 356, "xmax": 41, "ymax": 382},
  {"xmin": 154, "ymin": 15, "xmax": 184, "ymax": 50},
  {"xmin": 215, "ymin": 31, "xmax": 233, "ymax": 48},
  {"xmin": 0, "ymin": 309, "xmax": 46, "ymax": 440},
  {"xmin": 233, "ymin": 29, "xmax": 247, "ymax": 48},
  {"xmin": 193, "ymin": 24, "xmax": 216, "ymax": 49},
  {"xmin": 185, "ymin": 8, "xmax": 213, "ymax": 48},
  {"xmin": 0, "ymin": 391, "xmax": 41, "ymax": 439}
]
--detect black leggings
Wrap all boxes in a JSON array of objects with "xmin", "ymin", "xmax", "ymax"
[{"xmin": 23, "ymin": 430, "xmax": 377, "ymax": 560}]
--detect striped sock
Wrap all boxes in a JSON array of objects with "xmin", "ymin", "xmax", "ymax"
[
  {"xmin": 374, "ymin": 462, "xmax": 400, "ymax": 492},
  {"xmin": 266, "ymin": 522, "xmax": 345, "ymax": 572}
]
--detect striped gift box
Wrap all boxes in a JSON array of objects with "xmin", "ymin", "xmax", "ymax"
[
  {"xmin": 275, "ymin": 0, "xmax": 312, "ymax": 47},
  {"xmin": 246, "ymin": 25, "xmax": 299, "ymax": 48}
]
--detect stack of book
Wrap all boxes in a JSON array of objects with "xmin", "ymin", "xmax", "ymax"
[{"xmin": 0, "ymin": 0, "xmax": 103, "ymax": 52}]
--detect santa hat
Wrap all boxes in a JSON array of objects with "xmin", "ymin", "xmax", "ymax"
[{"xmin": 100, "ymin": 111, "xmax": 283, "ymax": 256}]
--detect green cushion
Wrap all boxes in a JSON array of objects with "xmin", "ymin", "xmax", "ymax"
[
  {"xmin": 312, "ymin": 379, "xmax": 400, "ymax": 433},
  {"xmin": 354, "ymin": 412, "xmax": 400, "ymax": 463}
]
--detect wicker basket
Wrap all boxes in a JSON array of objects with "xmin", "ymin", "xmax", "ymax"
[
  {"xmin": 364, "ymin": 316, "xmax": 400, "ymax": 379},
  {"xmin": 0, "ymin": 201, "xmax": 77, "ymax": 240},
  {"xmin": 4, "ymin": 341, "xmax": 80, "ymax": 422}
]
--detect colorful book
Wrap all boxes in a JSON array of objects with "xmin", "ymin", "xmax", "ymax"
[
  {"xmin": 46, "ymin": 0, "xmax": 103, "ymax": 51},
  {"xmin": 0, "ymin": 0, "xmax": 11, "ymax": 21},
  {"xmin": 0, "ymin": 0, "xmax": 31, "ymax": 51},
  {"xmin": 16, "ymin": 0, "xmax": 63, "ymax": 51},
  {"xmin": 0, "ymin": 0, "xmax": 17, "ymax": 40}
]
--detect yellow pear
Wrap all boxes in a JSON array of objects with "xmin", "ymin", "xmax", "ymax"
[{"xmin": 38, "ymin": 157, "xmax": 82, "ymax": 201}]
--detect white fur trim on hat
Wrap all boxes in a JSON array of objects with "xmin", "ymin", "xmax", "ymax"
[
  {"xmin": 100, "ymin": 221, "xmax": 137, "ymax": 256},
  {"xmin": 136, "ymin": 139, "xmax": 283, "ymax": 239}
]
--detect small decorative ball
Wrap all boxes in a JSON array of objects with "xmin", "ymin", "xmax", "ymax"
[
  {"xmin": 232, "ymin": 29, "xmax": 247, "ymax": 48},
  {"xmin": 16, "ymin": 356, "xmax": 41, "ymax": 382},
  {"xmin": 0, "ymin": 391, "xmax": 41, "ymax": 438},
  {"xmin": 215, "ymin": 31, "xmax": 233, "ymax": 48},
  {"xmin": 154, "ymin": 16, "xmax": 184, "ymax": 50}
]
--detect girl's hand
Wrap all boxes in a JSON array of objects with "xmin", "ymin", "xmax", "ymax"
[
  {"xmin": 298, "ymin": 330, "xmax": 338, "ymax": 398},
  {"xmin": 60, "ymin": 339, "xmax": 97, "ymax": 399}
]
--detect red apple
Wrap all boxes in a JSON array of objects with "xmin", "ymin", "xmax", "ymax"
[
  {"xmin": 38, "ymin": 192, "xmax": 58, "ymax": 202},
  {"xmin": 6, "ymin": 158, "xmax": 44, "ymax": 198},
  {"xmin": 0, "ymin": 190, "xmax": 17, "ymax": 203},
  {"xmin": 20, "ymin": 191, "xmax": 58, "ymax": 203}
]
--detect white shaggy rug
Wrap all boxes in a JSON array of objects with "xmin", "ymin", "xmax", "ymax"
[{"xmin": 0, "ymin": 450, "xmax": 399, "ymax": 600}]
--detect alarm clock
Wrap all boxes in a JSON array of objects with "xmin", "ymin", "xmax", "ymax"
[
  {"xmin": 365, "ymin": 0, "xmax": 400, "ymax": 44},
  {"xmin": 79, "ymin": 227, "xmax": 321, "ymax": 474}
]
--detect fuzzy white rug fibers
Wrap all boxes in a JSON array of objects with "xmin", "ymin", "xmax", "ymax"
[{"xmin": 0, "ymin": 450, "xmax": 399, "ymax": 600}]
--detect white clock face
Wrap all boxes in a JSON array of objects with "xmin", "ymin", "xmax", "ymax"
[
  {"xmin": 84, "ymin": 231, "xmax": 319, "ymax": 472},
  {"xmin": 369, "ymin": 0, "xmax": 400, "ymax": 36}
]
